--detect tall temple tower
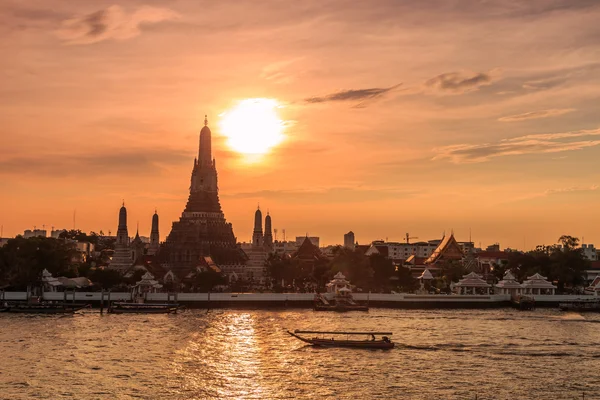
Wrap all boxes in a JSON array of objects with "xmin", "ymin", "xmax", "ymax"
[
  {"xmin": 252, "ymin": 206, "xmax": 263, "ymax": 247},
  {"xmin": 110, "ymin": 202, "xmax": 133, "ymax": 271},
  {"xmin": 131, "ymin": 225, "xmax": 145, "ymax": 262},
  {"xmin": 264, "ymin": 211, "xmax": 273, "ymax": 250},
  {"xmin": 161, "ymin": 116, "xmax": 245, "ymax": 274},
  {"xmin": 148, "ymin": 210, "xmax": 159, "ymax": 255}
]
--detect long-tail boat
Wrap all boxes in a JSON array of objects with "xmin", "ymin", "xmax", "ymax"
[
  {"xmin": 3, "ymin": 302, "xmax": 89, "ymax": 314},
  {"xmin": 108, "ymin": 302, "xmax": 180, "ymax": 314},
  {"xmin": 287, "ymin": 330, "xmax": 394, "ymax": 349}
]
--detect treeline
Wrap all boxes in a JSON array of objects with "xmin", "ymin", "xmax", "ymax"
[
  {"xmin": 265, "ymin": 247, "xmax": 416, "ymax": 293},
  {"xmin": 265, "ymin": 235, "xmax": 591, "ymax": 293},
  {"xmin": 0, "ymin": 234, "xmax": 592, "ymax": 293}
]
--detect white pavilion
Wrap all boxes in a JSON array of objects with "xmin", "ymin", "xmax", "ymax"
[
  {"xmin": 41, "ymin": 269, "xmax": 62, "ymax": 292},
  {"xmin": 495, "ymin": 270, "xmax": 522, "ymax": 296},
  {"xmin": 520, "ymin": 273, "xmax": 556, "ymax": 295},
  {"xmin": 133, "ymin": 272, "xmax": 163, "ymax": 295},
  {"xmin": 585, "ymin": 276, "xmax": 600, "ymax": 296},
  {"xmin": 453, "ymin": 272, "xmax": 491, "ymax": 295},
  {"xmin": 326, "ymin": 272, "xmax": 352, "ymax": 295},
  {"xmin": 418, "ymin": 269, "xmax": 434, "ymax": 292}
]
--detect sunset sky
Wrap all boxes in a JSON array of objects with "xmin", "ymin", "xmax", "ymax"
[{"xmin": 1, "ymin": 0, "xmax": 600, "ymax": 249}]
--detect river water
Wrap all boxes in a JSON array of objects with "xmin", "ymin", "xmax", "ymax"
[{"xmin": 1, "ymin": 308, "xmax": 599, "ymax": 399}]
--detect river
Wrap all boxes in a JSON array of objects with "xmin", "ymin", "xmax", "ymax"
[{"xmin": 1, "ymin": 308, "xmax": 599, "ymax": 399}]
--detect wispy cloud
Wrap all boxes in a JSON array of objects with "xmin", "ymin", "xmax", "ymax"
[
  {"xmin": 222, "ymin": 186, "xmax": 420, "ymax": 203},
  {"xmin": 0, "ymin": 148, "xmax": 189, "ymax": 176},
  {"xmin": 425, "ymin": 71, "xmax": 495, "ymax": 93},
  {"xmin": 434, "ymin": 128, "xmax": 600, "ymax": 163},
  {"xmin": 304, "ymin": 84, "xmax": 401, "ymax": 105},
  {"xmin": 56, "ymin": 5, "xmax": 179, "ymax": 45},
  {"xmin": 498, "ymin": 108, "xmax": 575, "ymax": 122}
]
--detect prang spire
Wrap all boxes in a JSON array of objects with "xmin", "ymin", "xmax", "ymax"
[{"xmin": 198, "ymin": 114, "xmax": 212, "ymax": 166}]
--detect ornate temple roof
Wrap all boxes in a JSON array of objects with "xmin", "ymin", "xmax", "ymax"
[
  {"xmin": 419, "ymin": 269, "xmax": 434, "ymax": 280},
  {"xmin": 495, "ymin": 270, "xmax": 521, "ymax": 288},
  {"xmin": 424, "ymin": 233, "xmax": 464, "ymax": 265},
  {"xmin": 454, "ymin": 272, "xmax": 491, "ymax": 287},
  {"xmin": 293, "ymin": 236, "xmax": 323, "ymax": 260},
  {"xmin": 521, "ymin": 273, "xmax": 556, "ymax": 289}
]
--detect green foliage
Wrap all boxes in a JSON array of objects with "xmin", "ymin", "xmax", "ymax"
[
  {"xmin": 396, "ymin": 266, "xmax": 418, "ymax": 292},
  {"xmin": 59, "ymin": 229, "xmax": 99, "ymax": 245},
  {"xmin": 89, "ymin": 268, "xmax": 123, "ymax": 289},
  {"xmin": 192, "ymin": 269, "xmax": 227, "ymax": 292},
  {"xmin": 0, "ymin": 236, "xmax": 77, "ymax": 289},
  {"xmin": 506, "ymin": 235, "xmax": 589, "ymax": 292},
  {"xmin": 265, "ymin": 248, "xmax": 398, "ymax": 292}
]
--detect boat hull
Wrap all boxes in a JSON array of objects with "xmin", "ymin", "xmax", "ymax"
[
  {"xmin": 314, "ymin": 304, "xmax": 369, "ymax": 312},
  {"xmin": 109, "ymin": 307, "xmax": 178, "ymax": 314},
  {"xmin": 559, "ymin": 302, "xmax": 600, "ymax": 312},
  {"xmin": 4, "ymin": 305, "xmax": 88, "ymax": 314},
  {"xmin": 108, "ymin": 303, "xmax": 180, "ymax": 314},
  {"xmin": 287, "ymin": 331, "xmax": 394, "ymax": 349}
]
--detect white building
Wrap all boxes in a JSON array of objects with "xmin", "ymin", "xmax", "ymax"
[
  {"xmin": 521, "ymin": 273, "xmax": 556, "ymax": 295},
  {"xmin": 366, "ymin": 240, "xmax": 438, "ymax": 262},
  {"xmin": 23, "ymin": 229, "xmax": 47, "ymax": 238},
  {"xmin": 581, "ymin": 244, "xmax": 598, "ymax": 261},
  {"xmin": 51, "ymin": 229, "xmax": 67, "ymax": 239},
  {"xmin": 494, "ymin": 270, "xmax": 522, "ymax": 296},
  {"xmin": 452, "ymin": 272, "xmax": 491, "ymax": 295},
  {"xmin": 273, "ymin": 240, "xmax": 299, "ymax": 256}
]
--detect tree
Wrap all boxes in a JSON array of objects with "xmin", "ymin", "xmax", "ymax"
[
  {"xmin": 395, "ymin": 266, "xmax": 418, "ymax": 292},
  {"xmin": 192, "ymin": 269, "xmax": 226, "ymax": 292},
  {"xmin": 506, "ymin": 235, "xmax": 589, "ymax": 292},
  {"xmin": 369, "ymin": 254, "xmax": 395, "ymax": 291},
  {"xmin": 89, "ymin": 268, "xmax": 123, "ymax": 289},
  {"xmin": 0, "ymin": 236, "xmax": 76, "ymax": 289}
]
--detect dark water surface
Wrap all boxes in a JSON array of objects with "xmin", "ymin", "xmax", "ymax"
[{"xmin": 1, "ymin": 308, "xmax": 599, "ymax": 399}]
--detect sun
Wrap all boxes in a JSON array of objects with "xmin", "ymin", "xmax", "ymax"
[{"xmin": 219, "ymin": 98, "xmax": 285, "ymax": 156}]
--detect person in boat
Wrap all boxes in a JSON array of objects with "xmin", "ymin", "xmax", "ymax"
[{"xmin": 382, "ymin": 336, "xmax": 390, "ymax": 343}]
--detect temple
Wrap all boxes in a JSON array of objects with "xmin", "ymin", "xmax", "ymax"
[
  {"xmin": 108, "ymin": 203, "xmax": 161, "ymax": 272},
  {"xmin": 160, "ymin": 116, "xmax": 246, "ymax": 280},
  {"xmin": 110, "ymin": 203, "xmax": 133, "ymax": 271}
]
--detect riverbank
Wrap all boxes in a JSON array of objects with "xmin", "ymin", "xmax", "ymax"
[{"xmin": 2, "ymin": 291, "xmax": 596, "ymax": 309}]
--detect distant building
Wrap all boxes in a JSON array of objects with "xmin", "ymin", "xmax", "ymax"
[
  {"xmin": 51, "ymin": 229, "xmax": 67, "ymax": 239},
  {"xmin": 581, "ymin": 244, "xmax": 598, "ymax": 261},
  {"xmin": 273, "ymin": 240, "xmax": 299, "ymax": 256},
  {"xmin": 365, "ymin": 240, "xmax": 438, "ymax": 263},
  {"xmin": 486, "ymin": 243, "xmax": 501, "ymax": 252},
  {"xmin": 23, "ymin": 229, "xmax": 47, "ymax": 238},
  {"xmin": 296, "ymin": 236, "xmax": 319, "ymax": 248},
  {"xmin": 344, "ymin": 231, "xmax": 355, "ymax": 249},
  {"xmin": 0, "ymin": 238, "xmax": 9, "ymax": 247}
]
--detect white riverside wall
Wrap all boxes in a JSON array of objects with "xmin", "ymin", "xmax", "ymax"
[{"xmin": 2, "ymin": 292, "xmax": 595, "ymax": 303}]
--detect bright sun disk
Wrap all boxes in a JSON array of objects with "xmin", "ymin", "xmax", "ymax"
[{"xmin": 219, "ymin": 98, "xmax": 285, "ymax": 156}]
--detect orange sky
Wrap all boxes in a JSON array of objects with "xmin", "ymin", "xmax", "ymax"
[{"xmin": 1, "ymin": 1, "xmax": 600, "ymax": 249}]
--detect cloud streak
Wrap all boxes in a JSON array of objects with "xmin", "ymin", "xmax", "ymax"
[
  {"xmin": 434, "ymin": 128, "xmax": 600, "ymax": 163},
  {"xmin": 304, "ymin": 84, "xmax": 401, "ymax": 105},
  {"xmin": 425, "ymin": 71, "xmax": 495, "ymax": 93},
  {"xmin": 0, "ymin": 148, "xmax": 190, "ymax": 176},
  {"xmin": 498, "ymin": 108, "xmax": 575, "ymax": 122},
  {"xmin": 56, "ymin": 5, "xmax": 179, "ymax": 45}
]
